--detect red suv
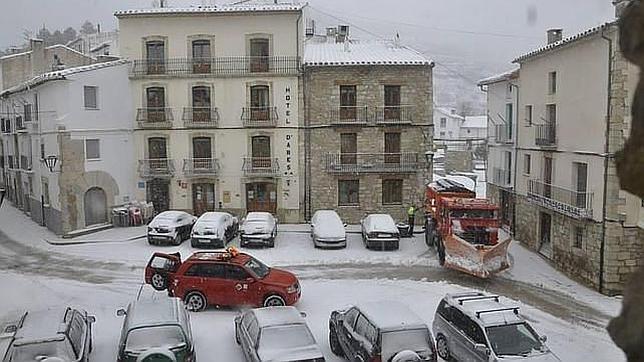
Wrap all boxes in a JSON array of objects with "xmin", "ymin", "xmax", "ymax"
[{"xmin": 144, "ymin": 248, "xmax": 301, "ymax": 312}]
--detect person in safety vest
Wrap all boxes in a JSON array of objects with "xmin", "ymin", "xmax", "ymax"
[{"xmin": 407, "ymin": 205, "xmax": 416, "ymax": 235}]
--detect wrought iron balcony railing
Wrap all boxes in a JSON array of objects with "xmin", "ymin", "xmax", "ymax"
[
  {"xmin": 242, "ymin": 157, "xmax": 280, "ymax": 177},
  {"xmin": 241, "ymin": 107, "xmax": 278, "ymax": 127},
  {"xmin": 130, "ymin": 56, "xmax": 300, "ymax": 77},
  {"xmin": 375, "ymin": 106, "xmax": 414, "ymax": 124},
  {"xmin": 136, "ymin": 108, "xmax": 174, "ymax": 128},
  {"xmin": 325, "ymin": 153, "xmax": 420, "ymax": 174},
  {"xmin": 138, "ymin": 159, "xmax": 175, "ymax": 178},
  {"xmin": 492, "ymin": 167, "xmax": 511, "ymax": 187},
  {"xmin": 182, "ymin": 107, "xmax": 219, "ymax": 128},
  {"xmin": 329, "ymin": 106, "xmax": 369, "ymax": 125},
  {"xmin": 535, "ymin": 123, "xmax": 557, "ymax": 147},
  {"xmin": 494, "ymin": 124, "xmax": 512, "ymax": 143},
  {"xmin": 527, "ymin": 179, "xmax": 593, "ymax": 219},
  {"xmin": 183, "ymin": 158, "xmax": 220, "ymax": 177}
]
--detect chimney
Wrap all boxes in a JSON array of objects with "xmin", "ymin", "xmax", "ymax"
[
  {"xmin": 30, "ymin": 38, "xmax": 45, "ymax": 77},
  {"xmin": 336, "ymin": 25, "xmax": 349, "ymax": 43},
  {"xmin": 326, "ymin": 27, "xmax": 337, "ymax": 43},
  {"xmin": 613, "ymin": 0, "xmax": 631, "ymax": 17},
  {"xmin": 547, "ymin": 29, "xmax": 563, "ymax": 44}
]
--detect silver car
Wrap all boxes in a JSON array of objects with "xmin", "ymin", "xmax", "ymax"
[
  {"xmin": 433, "ymin": 292, "xmax": 561, "ymax": 361},
  {"xmin": 240, "ymin": 212, "xmax": 278, "ymax": 248},
  {"xmin": 235, "ymin": 306, "xmax": 325, "ymax": 362},
  {"xmin": 190, "ymin": 211, "xmax": 236, "ymax": 248},
  {"xmin": 361, "ymin": 214, "xmax": 400, "ymax": 250},
  {"xmin": 147, "ymin": 210, "xmax": 197, "ymax": 245},
  {"xmin": 311, "ymin": 210, "xmax": 347, "ymax": 248}
]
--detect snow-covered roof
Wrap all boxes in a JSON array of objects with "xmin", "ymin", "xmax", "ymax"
[
  {"xmin": 252, "ymin": 306, "xmax": 304, "ymax": 327},
  {"xmin": 477, "ymin": 68, "xmax": 519, "ymax": 86},
  {"xmin": 358, "ymin": 301, "xmax": 426, "ymax": 332},
  {"xmin": 304, "ymin": 40, "xmax": 432, "ymax": 67},
  {"xmin": 125, "ymin": 298, "xmax": 183, "ymax": 330},
  {"xmin": 0, "ymin": 59, "xmax": 129, "ymax": 98},
  {"xmin": 461, "ymin": 116, "xmax": 487, "ymax": 129},
  {"xmin": 513, "ymin": 22, "xmax": 616, "ymax": 63},
  {"xmin": 434, "ymin": 107, "xmax": 465, "ymax": 120},
  {"xmin": 115, "ymin": 3, "xmax": 304, "ymax": 17}
]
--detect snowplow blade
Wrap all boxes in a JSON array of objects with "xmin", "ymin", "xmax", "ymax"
[{"xmin": 443, "ymin": 236, "xmax": 512, "ymax": 278}]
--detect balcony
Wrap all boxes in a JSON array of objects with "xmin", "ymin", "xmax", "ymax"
[
  {"xmin": 491, "ymin": 167, "xmax": 511, "ymax": 187},
  {"xmin": 138, "ymin": 159, "xmax": 175, "ymax": 178},
  {"xmin": 535, "ymin": 123, "xmax": 557, "ymax": 147},
  {"xmin": 527, "ymin": 179, "xmax": 593, "ymax": 219},
  {"xmin": 329, "ymin": 106, "xmax": 369, "ymax": 125},
  {"xmin": 136, "ymin": 108, "xmax": 173, "ymax": 129},
  {"xmin": 494, "ymin": 125, "xmax": 512, "ymax": 144},
  {"xmin": 20, "ymin": 156, "xmax": 32, "ymax": 171},
  {"xmin": 182, "ymin": 107, "xmax": 219, "ymax": 128},
  {"xmin": 0, "ymin": 119, "xmax": 11, "ymax": 134},
  {"xmin": 325, "ymin": 153, "xmax": 420, "ymax": 174},
  {"xmin": 375, "ymin": 106, "xmax": 414, "ymax": 124},
  {"xmin": 183, "ymin": 158, "xmax": 220, "ymax": 177},
  {"xmin": 129, "ymin": 56, "xmax": 300, "ymax": 78},
  {"xmin": 15, "ymin": 116, "xmax": 27, "ymax": 133},
  {"xmin": 241, "ymin": 107, "xmax": 278, "ymax": 128},
  {"xmin": 242, "ymin": 157, "xmax": 279, "ymax": 177}
]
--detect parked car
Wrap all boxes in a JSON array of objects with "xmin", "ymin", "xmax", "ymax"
[
  {"xmin": 235, "ymin": 306, "xmax": 325, "ymax": 362},
  {"xmin": 1, "ymin": 307, "xmax": 95, "ymax": 362},
  {"xmin": 190, "ymin": 211, "xmax": 237, "ymax": 248},
  {"xmin": 361, "ymin": 214, "xmax": 401, "ymax": 250},
  {"xmin": 148, "ymin": 211, "xmax": 197, "ymax": 245},
  {"xmin": 433, "ymin": 292, "xmax": 560, "ymax": 361},
  {"xmin": 144, "ymin": 248, "xmax": 301, "ymax": 311},
  {"xmin": 329, "ymin": 301, "xmax": 436, "ymax": 362},
  {"xmin": 311, "ymin": 210, "xmax": 347, "ymax": 248},
  {"xmin": 239, "ymin": 212, "xmax": 278, "ymax": 248},
  {"xmin": 116, "ymin": 297, "xmax": 195, "ymax": 362}
]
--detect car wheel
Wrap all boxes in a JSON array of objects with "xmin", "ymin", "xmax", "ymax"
[
  {"xmin": 329, "ymin": 326, "xmax": 344, "ymax": 357},
  {"xmin": 263, "ymin": 294, "xmax": 286, "ymax": 307},
  {"xmin": 173, "ymin": 233, "xmax": 182, "ymax": 246},
  {"xmin": 268, "ymin": 237, "xmax": 275, "ymax": 248},
  {"xmin": 151, "ymin": 273, "xmax": 167, "ymax": 291},
  {"xmin": 185, "ymin": 292, "xmax": 207, "ymax": 312},
  {"xmin": 436, "ymin": 334, "xmax": 451, "ymax": 361}
]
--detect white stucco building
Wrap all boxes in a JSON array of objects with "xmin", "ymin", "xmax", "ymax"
[
  {"xmin": 433, "ymin": 106, "xmax": 463, "ymax": 140},
  {"xmin": 116, "ymin": 3, "xmax": 305, "ymax": 222}
]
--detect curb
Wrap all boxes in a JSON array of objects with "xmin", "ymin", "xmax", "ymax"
[{"xmin": 45, "ymin": 234, "xmax": 146, "ymax": 246}]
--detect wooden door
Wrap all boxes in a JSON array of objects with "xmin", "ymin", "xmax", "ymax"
[
  {"xmin": 249, "ymin": 38, "xmax": 270, "ymax": 72},
  {"xmin": 146, "ymin": 87, "xmax": 166, "ymax": 122},
  {"xmin": 384, "ymin": 132, "xmax": 401, "ymax": 164},
  {"xmin": 251, "ymin": 136, "xmax": 271, "ymax": 168},
  {"xmin": 384, "ymin": 85, "xmax": 401, "ymax": 120},
  {"xmin": 246, "ymin": 183, "xmax": 276, "ymax": 214},
  {"xmin": 340, "ymin": 133, "xmax": 357, "ymax": 165},
  {"xmin": 193, "ymin": 183, "xmax": 215, "ymax": 216},
  {"xmin": 84, "ymin": 187, "xmax": 107, "ymax": 226},
  {"xmin": 146, "ymin": 41, "xmax": 165, "ymax": 74},
  {"xmin": 147, "ymin": 179, "xmax": 170, "ymax": 213}
]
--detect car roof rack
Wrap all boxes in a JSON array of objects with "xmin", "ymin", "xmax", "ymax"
[
  {"xmin": 456, "ymin": 295, "xmax": 500, "ymax": 305},
  {"xmin": 475, "ymin": 307, "xmax": 520, "ymax": 318}
]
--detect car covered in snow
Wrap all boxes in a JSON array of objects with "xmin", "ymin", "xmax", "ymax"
[
  {"xmin": 116, "ymin": 297, "xmax": 195, "ymax": 362},
  {"xmin": 239, "ymin": 212, "xmax": 278, "ymax": 248},
  {"xmin": 433, "ymin": 292, "xmax": 560, "ymax": 362},
  {"xmin": 1, "ymin": 307, "xmax": 95, "ymax": 362},
  {"xmin": 329, "ymin": 301, "xmax": 437, "ymax": 362},
  {"xmin": 360, "ymin": 214, "xmax": 400, "ymax": 250},
  {"xmin": 311, "ymin": 210, "xmax": 347, "ymax": 248},
  {"xmin": 190, "ymin": 211, "xmax": 237, "ymax": 248},
  {"xmin": 147, "ymin": 211, "xmax": 197, "ymax": 245},
  {"xmin": 144, "ymin": 248, "xmax": 301, "ymax": 311},
  {"xmin": 235, "ymin": 306, "xmax": 324, "ymax": 362}
]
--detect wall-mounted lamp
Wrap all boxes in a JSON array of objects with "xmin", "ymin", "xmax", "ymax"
[{"xmin": 41, "ymin": 155, "xmax": 59, "ymax": 173}]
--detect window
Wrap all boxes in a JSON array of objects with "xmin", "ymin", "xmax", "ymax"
[
  {"xmin": 548, "ymin": 71, "xmax": 557, "ymax": 94},
  {"xmin": 340, "ymin": 133, "xmax": 357, "ymax": 164},
  {"xmin": 84, "ymin": 86, "xmax": 98, "ymax": 109},
  {"xmin": 343, "ymin": 308, "xmax": 360, "ymax": 329},
  {"xmin": 250, "ymin": 85, "xmax": 270, "ymax": 121},
  {"xmin": 146, "ymin": 40, "xmax": 165, "ymax": 74},
  {"xmin": 440, "ymin": 131, "xmax": 445, "ymax": 137},
  {"xmin": 85, "ymin": 139, "xmax": 100, "ymax": 160},
  {"xmin": 525, "ymin": 105, "xmax": 533, "ymax": 126},
  {"xmin": 67, "ymin": 312, "xmax": 86, "ymax": 358},
  {"xmin": 192, "ymin": 86, "xmax": 211, "ymax": 122},
  {"xmin": 185, "ymin": 263, "xmax": 225, "ymax": 278},
  {"xmin": 573, "ymin": 226, "xmax": 584, "ymax": 249},
  {"xmin": 382, "ymin": 179, "xmax": 403, "ymax": 205},
  {"xmin": 440, "ymin": 117, "xmax": 447, "ymax": 128},
  {"xmin": 546, "ymin": 104, "xmax": 557, "ymax": 123},
  {"xmin": 355, "ymin": 314, "xmax": 378, "ymax": 346},
  {"xmin": 225, "ymin": 265, "xmax": 249, "ymax": 280},
  {"xmin": 338, "ymin": 180, "xmax": 359, "ymax": 206},
  {"xmin": 524, "ymin": 154, "xmax": 531, "ymax": 175},
  {"xmin": 146, "ymin": 87, "xmax": 166, "ymax": 122},
  {"xmin": 40, "ymin": 143, "xmax": 45, "ymax": 160},
  {"xmin": 192, "ymin": 40, "xmax": 212, "ymax": 73},
  {"xmin": 339, "ymin": 85, "xmax": 357, "ymax": 120},
  {"xmin": 249, "ymin": 38, "xmax": 270, "ymax": 72},
  {"xmin": 505, "ymin": 103, "xmax": 513, "ymax": 139},
  {"xmin": 573, "ymin": 162, "xmax": 588, "ymax": 208},
  {"xmin": 384, "ymin": 132, "xmax": 401, "ymax": 163},
  {"xmin": 23, "ymin": 104, "xmax": 32, "ymax": 123},
  {"xmin": 34, "ymin": 93, "xmax": 39, "ymax": 122},
  {"xmin": 384, "ymin": 85, "xmax": 401, "ymax": 120}
]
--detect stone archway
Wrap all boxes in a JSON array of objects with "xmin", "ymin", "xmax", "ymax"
[{"xmin": 84, "ymin": 187, "xmax": 108, "ymax": 226}]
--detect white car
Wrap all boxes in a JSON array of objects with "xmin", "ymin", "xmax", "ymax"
[
  {"xmin": 361, "ymin": 213, "xmax": 400, "ymax": 250},
  {"xmin": 235, "ymin": 306, "xmax": 325, "ymax": 362},
  {"xmin": 147, "ymin": 210, "xmax": 197, "ymax": 245},
  {"xmin": 311, "ymin": 210, "xmax": 347, "ymax": 248},
  {"xmin": 190, "ymin": 211, "xmax": 236, "ymax": 248},
  {"xmin": 240, "ymin": 212, "xmax": 278, "ymax": 248}
]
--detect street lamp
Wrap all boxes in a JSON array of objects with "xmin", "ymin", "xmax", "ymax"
[
  {"xmin": 41, "ymin": 155, "xmax": 59, "ymax": 173},
  {"xmin": 424, "ymin": 150, "xmax": 434, "ymax": 168}
]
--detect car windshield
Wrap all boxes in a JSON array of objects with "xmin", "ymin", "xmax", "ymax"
[
  {"xmin": 382, "ymin": 329, "xmax": 432, "ymax": 360},
  {"xmin": 486, "ymin": 323, "xmax": 544, "ymax": 356},
  {"xmin": 245, "ymin": 256, "xmax": 270, "ymax": 279},
  {"xmin": 259, "ymin": 324, "xmax": 315, "ymax": 350},
  {"xmin": 125, "ymin": 325, "xmax": 186, "ymax": 352},
  {"xmin": 10, "ymin": 340, "xmax": 74, "ymax": 361}
]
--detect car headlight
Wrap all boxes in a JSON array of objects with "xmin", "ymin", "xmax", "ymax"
[{"xmin": 286, "ymin": 283, "xmax": 299, "ymax": 294}]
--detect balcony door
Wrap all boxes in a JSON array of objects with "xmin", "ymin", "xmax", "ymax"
[
  {"xmin": 193, "ymin": 183, "xmax": 215, "ymax": 216},
  {"xmin": 251, "ymin": 136, "xmax": 271, "ymax": 169},
  {"xmin": 384, "ymin": 85, "xmax": 401, "ymax": 120},
  {"xmin": 146, "ymin": 87, "xmax": 166, "ymax": 122},
  {"xmin": 146, "ymin": 40, "xmax": 165, "ymax": 74},
  {"xmin": 249, "ymin": 38, "xmax": 270, "ymax": 72},
  {"xmin": 340, "ymin": 133, "xmax": 357, "ymax": 165},
  {"xmin": 384, "ymin": 132, "xmax": 401, "ymax": 164},
  {"xmin": 192, "ymin": 86, "xmax": 211, "ymax": 123},
  {"xmin": 539, "ymin": 212, "xmax": 552, "ymax": 259},
  {"xmin": 148, "ymin": 137, "xmax": 168, "ymax": 172},
  {"xmin": 340, "ymin": 85, "xmax": 357, "ymax": 120},
  {"xmin": 246, "ymin": 182, "xmax": 276, "ymax": 214},
  {"xmin": 192, "ymin": 40, "xmax": 211, "ymax": 74},
  {"xmin": 250, "ymin": 85, "xmax": 270, "ymax": 121},
  {"xmin": 574, "ymin": 162, "xmax": 588, "ymax": 209},
  {"xmin": 543, "ymin": 156, "xmax": 553, "ymax": 198},
  {"xmin": 193, "ymin": 137, "xmax": 212, "ymax": 171}
]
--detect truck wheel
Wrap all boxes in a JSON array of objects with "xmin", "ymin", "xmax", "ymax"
[{"xmin": 151, "ymin": 273, "xmax": 167, "ymax": 291}]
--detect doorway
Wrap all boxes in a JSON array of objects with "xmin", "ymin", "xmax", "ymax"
[
  {"xmin": 539, "ymin": 212, "xmax": 553, "ymax": 259},
  {"xmin": 193, "ymin": 183, "xmax": 215, "ymax": 216},
  {"xmin": 500, "ymin": 190, "xmax": 514, "ymax": 229},
  {"xmin": 147, "ymin": 179, "xmax": 170, "ymax": 213},
  {"xmin": 84, "ymin": 187, "xmax": 107, "ymax": 226},
  {"xmin": 246, "ymin": 182, "xmax": 276, "ymax": 214}
]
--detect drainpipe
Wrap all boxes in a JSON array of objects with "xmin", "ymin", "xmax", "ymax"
[
  {"xmin": 599, "ymin": 27, "xmax": 613, "ymax": 294},
  {"xmin": 511, "ymin": 81, "xmax": 519, "ymax": 237}
]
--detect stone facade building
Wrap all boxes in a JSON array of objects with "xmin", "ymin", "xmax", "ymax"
[{"xmin": 302, "ymin": 32, "xmax": 433, "ymax": 223}]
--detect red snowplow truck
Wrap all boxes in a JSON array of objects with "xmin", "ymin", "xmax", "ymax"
[{"xmin": 424, "ymin": 179, "xmax": 511, "ymax": 278}]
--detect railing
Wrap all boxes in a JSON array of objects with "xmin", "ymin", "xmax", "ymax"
[
  {"xmin": 329, "ymin": 106, "xmax": 369, "ymax": 125},
  {"xmin": 0, "ymin": 119, "xmax": 11, "ymax": 134},
  {"xmin": 375, "ymin": 106, "xmax": 414, "ymax": 124},
  {"xmin": 136, "ymin": 108, "xmax": 174, "ymax": 128},
  {"xmin": 138, "ymin": 159, "xmax": 175, "ymax": 178},
  {"xmin": 20, "ymin": 156, "xmax": 32, "ymax": 171},
  {"xmin": 492, "ymin": 167, "xmax": 511, "ymax": 187},
  {"xmin": 130, "ymin": 56, "xmax": 300, "ymax": 77},
  {"xmin": 242, "ymin": 157, "xmax": 280, "ymax": 177},
  {"xmin": 183, "ymin": 158, "xmax": 220, "ymax": 177},
  {"xmin": 325, "ymin": 153, "xmax": 420, "ymax": 173},
  {"xmin": 494, "ymin": 125, "xmax": 512, "ymax": 143},
  {"xmin": 241, "ymin": 107, "xmax": 278, "ymax": 127},
  {"xmin": 527, "ymin": 179, "xmax": 593, "ymax": 219},
  {"xmin": 15, "ymin": 116, "xmax": 26, "ymax": 132},
  {"xmin": 535, "ymin": 123, "xmax": 557, "ymax": 146},
  {"xmin": 182, "ymin": 107, "xmax": 219, "ymax": 128}
]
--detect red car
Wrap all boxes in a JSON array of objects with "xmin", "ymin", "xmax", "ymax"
[{"xmin": 144, "ymin": 248, "xmax": 301, "ymax": 312}]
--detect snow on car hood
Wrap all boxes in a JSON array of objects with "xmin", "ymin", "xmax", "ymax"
[
  {"xmin": 149, "ymin": 217, "xmax": 179, "ymax": 228},
  {"xmin": 258, "ymin": 344, "xmax": 324, "ymax": 362},
  {"xmin": 363, "ymin": 214, "xmax": 398, "ymax": 234},
  {"xmin": 314, "ymin": 217, "xmax": 345, "ymax": 239},
  {"xmin": 193, "ymin": 219, "xmax": 225, "ymax": 236},
  {"xmin": 242, "ymin": 220, "xmax": 272, "ymax": 234}
]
